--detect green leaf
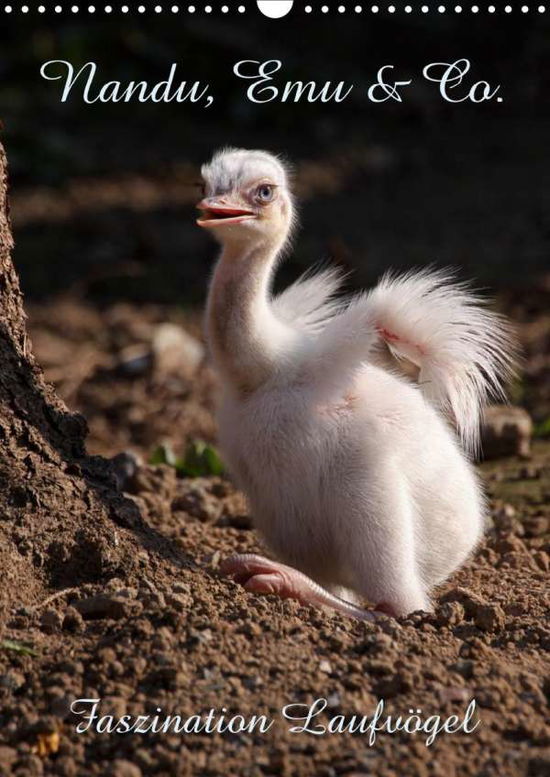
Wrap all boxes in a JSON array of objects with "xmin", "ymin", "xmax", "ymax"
[
  {"xmin": 149, "ymin": 443, "xmax": 177, "ymax": 467},
  {"xmin": 149, "ymin": 439, "xmax": 224, "ymax": 477},
  {"xmin": 0, "ymin": 639, "xmax": 38, "ymax": 657},
  {"xmin": 180, "ymin": 440, "xmax": 225, "ymax": 477},
  {"xmin": 202, "ymin": 444, "xmax": 224, "ymax": 476},
  {"xmin": 533, "ymin": 417, "xmax": 550, "ymax": 438},
  {"xmin": 183, "ymin": 439, "xmax": 207, "ymax": 477}
]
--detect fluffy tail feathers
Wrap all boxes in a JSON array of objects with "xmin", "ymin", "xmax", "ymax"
[
  {"xmin": 365, "ymin": 268, "xmax": 517, "ymax": 454},
  {"xmin": 281, "ymin": 266, "xmax": 516, "ymax": 455}
]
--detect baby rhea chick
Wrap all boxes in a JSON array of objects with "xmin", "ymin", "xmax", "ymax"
[{"xmin": 197, "ymin": 147, "xmax": 515, "ymax": 620}]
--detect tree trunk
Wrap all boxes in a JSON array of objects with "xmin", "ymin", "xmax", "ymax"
[{"xmin": 0, "ymin": 141, "xmax": 144, "ymax": 619}]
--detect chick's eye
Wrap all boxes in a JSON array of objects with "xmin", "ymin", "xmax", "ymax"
[{"xmin": 255, "ymin": 184, "xmax": 275, "ymax": 203}]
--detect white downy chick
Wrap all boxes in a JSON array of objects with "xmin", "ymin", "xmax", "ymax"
[{"xmin": 197, "ymin": 147, "xmax": 516, "ymax": 619}]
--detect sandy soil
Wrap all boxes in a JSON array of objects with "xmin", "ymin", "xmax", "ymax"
[{"xmin": 0, "ymin": 297, "xmax": 548, "ymax": 777}]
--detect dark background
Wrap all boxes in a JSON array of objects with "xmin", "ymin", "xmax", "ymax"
[{"xmin": 1, "ymin": 4, "xmax": 549, "ymax": 307}]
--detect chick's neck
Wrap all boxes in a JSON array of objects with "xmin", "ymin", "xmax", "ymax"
[{"xmin": 206, "ymin": 233, "xmax": 291, "ymax": 395}]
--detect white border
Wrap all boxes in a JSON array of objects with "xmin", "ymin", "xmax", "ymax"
[{"xmin": 2, "ymin": 3, "xmax": 547, "ymax": 13}]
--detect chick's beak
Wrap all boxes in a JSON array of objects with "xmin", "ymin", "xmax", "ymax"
[{"xmin": 196, "ymin": 197, "xmax": 256, "ymax": 227}]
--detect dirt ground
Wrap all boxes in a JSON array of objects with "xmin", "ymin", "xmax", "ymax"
[{"xmin": 0, "ymin": 289, "xmax": 547, "ymax": 777}]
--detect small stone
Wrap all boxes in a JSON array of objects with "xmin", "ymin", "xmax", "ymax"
[
  {"xmin": 152, "ymin": 323, "xmax": 204, "ymax": 378},
  {"xmin": 40, "ymin": 609, "xmax": 63, "ymax": 633},
  {"xmin": 109, "ymin": 760, "xmax": 143, "ymax": 777},
  {"xmin": 165, "ymin": 592, "xmax": 192, "ymax": 610},
  {"xmin": 443, "ymin": 590, "xmax": 506, "ymax": 633},
  {"xmin": 480, "ymin": 405, "xmax": 533, "ymax": 459},
  {"xmin": 0, "ymin": 671, "xmax": 25, "ymax": 691},
  {"xmin": 45, "ymin": 684, "xmax": 66, "ymax": 700},
  {"xmin": 225, "ymin": 513, "xmax": 253, "ymax": 529},
  {"xmin": 495, "ymin": 534, "xmax": 528, "ymax": 554},
  {"xmin": 15, "ymin": 754, "xmax": 45, "ymax": 774},
  {"xmin": 53, "ymin": 756, "xmax": 78, "ymax": 777},
  {"xmin": 55, "ymin": 660, "xmax": 84, "ymax": 676},
  {"xmin": 479, "ymin": 547, "xmax": 499, "ymax": 565},
  {"xmin": 372, "ymin": 633, "xmax": 394, "ymax": 651},
  {"xmin": 140, "ymin": 590, "xmax": 165, "ymax": 608},
  {"xmin": 114, "ymin": 587, "xmax": 138, "ymax": 600},
  {"xmin": 210, "ymin": 550, "xmax": 221, "ymax": 568},
  {"xmin": 110, "ymin": 451, "xmax": 142, "ymax": 491},
  {"xmin": 73, "ymin": 595, "xmax": 133, "ymax": 620},
  {"xmin": 523, "ymin": 516, "xmax": 549, "ymax": 538},
  {"xmin": 187, "ymin": 628, "xmax": 212, "ymax": 648},
  {"xmin": 62, "ymin": 607, "xmax": 85, "ymax": 633},
  {"xmin": 460, "ymin": 637, "xmax": 492, "ymax": 659},
  {"xmin": 210, "ymin": 479, "xmax": 231, "ymax": 498},
  {"xmin": 117, "ymin": 344, "xmax": 152, "ymax": 376},
  {"xmin": 97, "ymin": 647, "xmax": 117, "ymax": 664},
  {"xmin": 172, "ymin": 582, "xmax": 191, "ymax": 595},
  {"xmin": 50, "ymin": 694, "xmax": 74, "ymax": 719},
  {"xmin": 241, "ymin": 622, "xmax": 262, "ymax": 638},
  {"xmin": 439, "ymin": 587, "xmax": 486, "ymax": 618},
  {"xmin": 491, "ymin": 504, "xmax": 525, "ymax": 536},
  {"xmin": 105, "ymin": 577, "xmax": 126, "ymax": 592},
  {"xmin": 376, "ymin": 617, "xmax": 402, "ymax": 638},
  {"xmin": 436, "ymin": 601, "xmax": 465, "ymax": 627},
  {"xmin": 172, "ymin": 483, "xmax": 222, "ymax": 523},
  {"xmin": 474, "ymin": 603, "xmax": 506, "ymax": 632},
  {"xmin": 449, "ymin": 659, "xmax": 474, "ymax": 679},
  {"xmin": 438, "ymin": 686, "xmax": 472, "ymax": 704},
  {"xmin": 0, "ymin": 747, "xmax": 17, "ymax": 769},
  {"xmin": 319, "ymin": 660, "xmax": 333, "ymax": 674},
  {"xmin": 374, "ymin": 673, "xmax": 410, "ymax": 698},
  {"xmin": 533, "ymin": 551, "xmax": 549, "ymax": 572}
]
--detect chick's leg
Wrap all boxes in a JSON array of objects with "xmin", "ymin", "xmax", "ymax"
[{"xmin": 220, "ymin": 554, "xmax": 380, "ymax": 621}]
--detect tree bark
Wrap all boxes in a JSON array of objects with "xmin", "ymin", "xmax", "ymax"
[{"xmin": 0, "ymin": 141, "xmax": 143, "ymax": 619}]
